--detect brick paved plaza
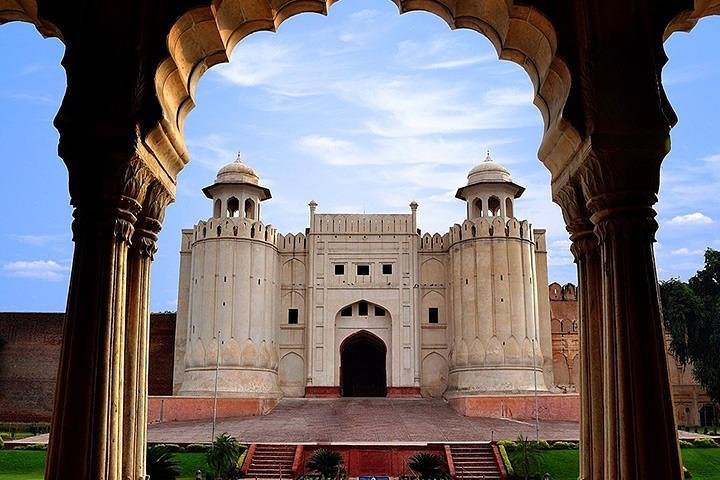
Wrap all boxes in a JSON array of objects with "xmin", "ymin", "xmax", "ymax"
[{"xmin": 147, "ymin": 398, "xmax": 580, "ymax": 444}]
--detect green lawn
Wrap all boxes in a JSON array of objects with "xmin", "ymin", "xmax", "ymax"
[
  {"xmin": 0, "ymin": 451, "xmax": 208, "ymax": 480},
  {"xmin": 537, "ymin": 448, "xmax": 720, "ymax": 480}
]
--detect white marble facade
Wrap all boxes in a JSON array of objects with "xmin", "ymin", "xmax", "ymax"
[{"xmin": 173, "ymin": 153, "xmax": 553, "ymax": 399}]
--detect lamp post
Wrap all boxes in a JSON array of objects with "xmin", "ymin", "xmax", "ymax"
[
  {"xmin": 211, "ymin": 330, "xmax": 221, "ymax": 444},
  {"xmin": 532, "ymin": 338, "xmax": 540, "ymax": 442}
]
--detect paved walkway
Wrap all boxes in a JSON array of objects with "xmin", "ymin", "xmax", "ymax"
[
  {"xmin": 8, "ymin": 398, "xmax": 713, "ymax": 446},
  {"xmin": 148, "ymin": 398, "xmax": 579, "ymax": 444}
]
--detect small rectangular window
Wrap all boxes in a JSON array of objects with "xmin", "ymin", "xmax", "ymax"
[
  {"xmin": 429, "ymin": 307, "xmax": 439, "ymax": 324},
  {"xmin": 341, "ymin": 306, "xmax": 352, "ymax": 317},
  {"xmin": 358, "ymin": 302, "xmax": 368, "ymax": 316},
  {"xmin": 334, "ymin": 264, "xmax": 345, "ymax": 275},
  {"xmin": 375, "ymin": 306, "xmax": 386, "ymax": 316},
  {"xmin": 288, "ymin": 308, "xmax": 299, "ymax": 324},
  {"xmin": 382, "ymin": 264, "xmax": 392, "ymax": 275},
  {"xmin": 357, "ymin": 264, "xmax": 370, "ymax": 276}
]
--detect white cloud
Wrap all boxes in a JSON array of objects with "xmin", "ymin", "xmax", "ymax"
[
  {"xmin": 2, "ymin": 260, "xmax": 69, "ymax": 281},
  {"xmin": 350, "ymin": 9, "xmax": 380, "ymax": 21},
  {"xmin": 667, "ymin": 212, "xmax": 713, "ymax": 225},
  {"xmin": 218, "ymin": 41, "xmax": 299, "ymax": 88},
  {"xmin": 11, "ymin": 233, "xmax": 69, "ymax": 246},
  {"xmin": 670, "ymin": 247, "xmax": 704, "ymax": 256}
]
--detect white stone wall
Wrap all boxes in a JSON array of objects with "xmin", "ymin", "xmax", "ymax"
[{"xmin": 178, "ymin": 216, "xmax": 282, "ymax": 398}]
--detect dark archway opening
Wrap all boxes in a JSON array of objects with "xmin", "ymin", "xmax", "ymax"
[{"xmin": 340, "ymin": 331, "xmax": 387, "ymax": 397}]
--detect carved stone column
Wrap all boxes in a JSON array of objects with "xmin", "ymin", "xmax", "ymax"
[
  {"xmin": 46, "ymin": 161, "xmax": 148, "ymax": 480},
  {"xmin": 556, "ymin": 183, "xmax": 604, "ymax": 480},
  {"xmin": 123, "ymin": 182, "xmax": 170, "ymax": 480},
  {"xmin": 580, "ymin": 149, "xmax": 682, "ymax": 479}
]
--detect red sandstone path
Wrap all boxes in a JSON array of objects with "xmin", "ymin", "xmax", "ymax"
[
  {"xmin": 9, "ymin": 398, "xmax": 711, "ymax": 446},
  {"xmin": 148, "ymin": 398, "xmax": 579, "ymax": 444}
]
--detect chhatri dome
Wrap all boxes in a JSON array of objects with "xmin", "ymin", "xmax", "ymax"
[
  {"xmin": 214, "ymin": 153, "xmax": 260, "ymax": 185},
  {"xmin": 466, "ymin": 151, "xmax": 513, "ymax": 185}
]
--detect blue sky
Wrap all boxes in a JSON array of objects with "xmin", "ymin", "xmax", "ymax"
[{"xmin": 0, "ymin": 2, "xmax": 718, "ymax": 311}]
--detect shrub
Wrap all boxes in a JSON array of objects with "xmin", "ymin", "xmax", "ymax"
[
  {"xmin": 15, "ymin": 443, "xmax": 47, "ymax": 450},
  {"xmin": 147, "ymin": 445, "xmax": 181, "ymax": 480},
  {"xmin": 186, "ymin": 443, "xmax": 212, "ymax": 453},
  {"xmin": 692, "ymin": 438, "xmax": 718, "ymax": 448},
  {"xmin": 679, "ymin": 440, "xmax": 694, "ymax": 448},
  {"xmin": 533, "ymin": 440, "xmax": 551, "ymax": 450},
  {"xmin": 207, "ymin": 433, "xmax": 244, "ymax": 480},
  {"xmin": 498, "ymin": 445, "xmax": 513, "ymax": 476},
  {"xmin": 306, "ymin": 448, "xmax": 345, "ymax": 479},
  {"xmin": 507, "ymin": 436, "xmax": 541, "ymax": 480},
  {"xmin": 550, "ymin": 441, "xmax": 577, "ymax": 450},
  {"xmin": 498, "ymin": 440, "xmax": 517, "ymax": 450},
  {"xmin": 407, "ymin": 452, "xmax": 449, "ymax": 480},
  {"xmin": 154, "ymin": 443, "xmax": 184, "ymax": 453}
]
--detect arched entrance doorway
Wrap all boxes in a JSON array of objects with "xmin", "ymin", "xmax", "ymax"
[{"xmin": 340, "ymin": 331, "xmax": 387, "ymax": 397}]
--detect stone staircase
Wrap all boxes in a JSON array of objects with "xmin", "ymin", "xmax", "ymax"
[
  {"xmin": 244, "ymin": 444, "xmax": 298, "ymax": 479},
  {"xmin": 449, "ymin": 443, "xmax": 504, "ymax": 480}
]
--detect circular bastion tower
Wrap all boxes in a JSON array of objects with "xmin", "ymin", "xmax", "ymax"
[
  {"xmin": 178, "ymin": 155, "xmax": 282, "ymax": 399},
  {"xmin": 445, "ymin": 153, "xmax": 547, "ymax": 396}
]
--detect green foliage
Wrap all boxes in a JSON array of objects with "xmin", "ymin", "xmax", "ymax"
[
  {"xmin": 498, "ymin": 440, "xmax": 518, "ymax": 450},
  {"xmin": 306, "ymin": 448, "xmax": 345, "ymax": 479},
  {"xmin": 535, "ymin": 440, "xmax": 550, "ymax": 450},
  {"xmin": 693, "ymin": 438, "xmax": 718, "ymax": 448},
  {"xmin": 147, "ymin": 445, "xmax": 181, "ymax": 480},
  {"xmin": 660, "ymin": 249, "xmax": 720, "ymax": 407},
  {"xmin": 13, "ymin": 443, "xmax": 47, "ymax": 450},
  {"xmin": 207, "ymin": 433, "xmax": 244, "ymax": 480},
  {"xmin": 406, "ymin": 452, "xmax": 449, "ymax": 479},
  {"xmin": 550, "ymin": 441, "xmax": 577, "ymax": 450},
  {"xmin": 680, "ymin": 440, "xmax": 695, "ymax": 448},
  {"xmin": 154, "ymin": 443, "xmax": 184, "ymax": 453},
  {"xmin": 499, "ymin": 444, "xmax": 514, "ymax": 476},
  {"xmin": 186, "ymin": 443, "xmax": 211, "ymax": 453},
  {"xmin": 507, "ymin": 436, "xmax": 542, "ymax": 480}
]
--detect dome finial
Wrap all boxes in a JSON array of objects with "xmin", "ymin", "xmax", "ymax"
[
  {"xmin": 485, "ymin": 150, "xmax": 492, "ymax": 162},
  {"xmin": 235, "ymin": 151, "xmax": 243, "ymax": 163}
]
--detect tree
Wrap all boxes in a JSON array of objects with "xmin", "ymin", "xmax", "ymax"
[
  {"xmin": 305, "ymin": 448, "xmax": 345, "ymax": 479},
  {"xmin": 660, "ymin": 248, "xmax": 720, "ymax": 408},
  {"xmin": 407, "ymin": 452, "xmax": 449, "ymax": 479},
  {"xmin": 207, "ymin": 433, "xmax": 244, "ymax": 480},
  {"xmin": 146, "ymin": 445, "xmax": 181, "ymax": 480}
]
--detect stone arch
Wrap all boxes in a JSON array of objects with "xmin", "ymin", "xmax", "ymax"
[
  {"xmin": 422, "ymin": 290, "xmax": 445, "ymax": 324},
  {"xmin": 244, "ymin": 197, "xmax": 256, "ymax": 219},
  {"xmin": 421, "ymin": 352, "xmax": 448, "ymax": 398},
  {"xmin": 282, "ymin": 258, "xmax": 306, "ymax": 286},
  {"xmin": 278, "ymin": 352, "xmax": 305, "ymax": 397},
  {"xmin": 339, "ymin": 330, "xmax": 387, "ymax": 397},
  {"xmin": 487, "ymin": 195, "xmax": 501, "ymax": 216},
  {"xmin": 227, "ymin": 196, "xmax": 240, "ymax": 217},
  {"xmin": 420, "ymin": 257, "xmax": 445, "ymax": 284}
]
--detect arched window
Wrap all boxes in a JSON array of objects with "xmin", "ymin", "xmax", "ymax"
[
  {"xmin": 488, "ymin": 196, "xmax": 501, "ymax": 216},
  {"xmin": 505, "ymin": 197, "xmax": 513, "ymax": 218},
  {"xmin": 227, "ymin": 197, "xmax": 240, "ymax": 217},
  {"xmin": 472, "ymin": 198, "xmax": 483, "ymax": 218},
  {"xmin": 213, "ymin": 199, "xmax": 222, "ymax": 218},
  {"xmin": 244, "ymin": 198, "xmax": 256, "ymax": 219}
]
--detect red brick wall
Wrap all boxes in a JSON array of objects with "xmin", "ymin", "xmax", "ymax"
[
  {"xmin": 0, "ymin": 313, "xmax": 63, "ymax": 422},
  {"xmin": 0, "ymin": 312, "xmax": 176, "ymax": 422}
]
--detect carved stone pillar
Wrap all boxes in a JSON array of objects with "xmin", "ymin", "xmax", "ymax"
[
  {"xmin": 580, "ymin": 149, "xmax": 682, "ymax": 479},
  {"xmin": 123, "ymin": 182, "xmax": 170, "ymax": 480},
  {"xmin": 46, "ymin": 161, "xmax": 148, "ymax": 480},
  {"xmin": 557, "ymin": 183, "xmax": 604, "ymax": 480}
]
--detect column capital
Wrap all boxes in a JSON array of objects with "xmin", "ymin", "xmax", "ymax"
[{"xmin": 131, "ymin": 181, "xmax": 173, "ymax": 259}]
